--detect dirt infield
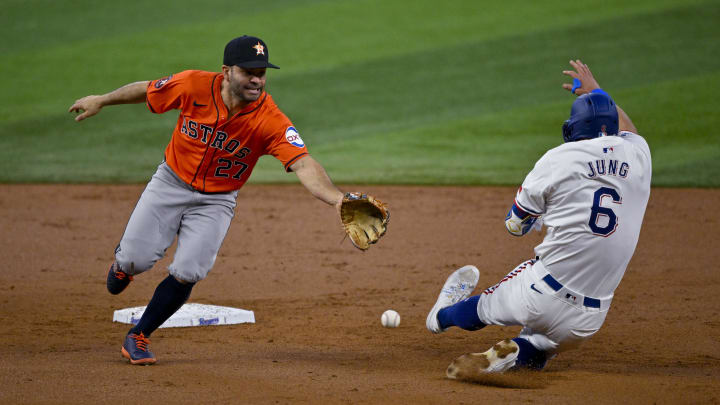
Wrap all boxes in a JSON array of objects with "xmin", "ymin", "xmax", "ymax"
[{"xmin": 1, "ymin": 184, "xmax": 718, "ymax": 404}]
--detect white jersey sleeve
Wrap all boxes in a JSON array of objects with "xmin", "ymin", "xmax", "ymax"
[{"xmin": 515, "ymin": 152, "xmax": 555, "ymax": 216}]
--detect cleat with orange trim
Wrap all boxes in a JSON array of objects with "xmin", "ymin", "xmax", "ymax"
[
  {"xmin": 121, "ymin": 333, "xmax": 156, "ymax": 365},
  {"xmin": 107, "ymin": 262, "xmax": 133, "ymax": 295}
]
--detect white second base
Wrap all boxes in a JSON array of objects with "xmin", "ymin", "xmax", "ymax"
[{"xmin": 112, "ymin": 303, "xmax": 255, "ymax": 328}]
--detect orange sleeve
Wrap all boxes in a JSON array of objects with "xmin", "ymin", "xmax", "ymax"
[
  {"xmin": 146, "ymin": 70, "xmax": 195, "ymax": 114},
  {"xmin": 264, "ymin": 112, "xmax": 309, "ymax": 171}
]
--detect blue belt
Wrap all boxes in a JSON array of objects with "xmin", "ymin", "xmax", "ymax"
[{"xmin": 541, "ymin": 274, "xmax": 601, "ymax": 309}]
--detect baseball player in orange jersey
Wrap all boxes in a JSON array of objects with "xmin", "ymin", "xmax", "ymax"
[{"xmin": 69, "ymin": 35, "xmax": 379, "ymax": 365}]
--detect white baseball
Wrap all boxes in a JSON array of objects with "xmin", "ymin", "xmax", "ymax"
[{"xmin": 381, "ymin": 309, "xmax": 401, "ymax": 328}]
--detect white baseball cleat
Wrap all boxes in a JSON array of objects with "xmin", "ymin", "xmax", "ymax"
[
  {"xmin": 446, "ymin": 339, "xmax": 520, "ymax": 378},
  {"xmin": 426, "ymin": 265, "xmax": 480, "ymax": 334}
]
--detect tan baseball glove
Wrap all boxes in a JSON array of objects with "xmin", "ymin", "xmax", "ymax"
[{"xmin": 340, "ymin": 192, "xmax": 390, "ymax": 250}]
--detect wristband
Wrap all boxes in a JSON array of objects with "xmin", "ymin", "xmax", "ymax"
[{"xmin": 591, "ymin": 88, "xmax": 610, "ymax": 98}]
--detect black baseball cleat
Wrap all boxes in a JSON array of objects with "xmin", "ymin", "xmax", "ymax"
[
  {"xmin": 121, "ymin": 332, "xmax": 156, "ymax": 365},
  {"xmin": 106, "ymin": 262, "xmax": 133, "ymax": 295}
]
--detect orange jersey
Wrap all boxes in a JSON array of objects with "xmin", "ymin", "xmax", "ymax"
[{"xmin": 146, "ymin": 70, "xmax": 308, "ymax": 193}]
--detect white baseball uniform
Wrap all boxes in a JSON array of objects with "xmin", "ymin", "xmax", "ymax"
[{"xmin": 477, "ymin": 131, "xmax": 651, "ymax": 353}]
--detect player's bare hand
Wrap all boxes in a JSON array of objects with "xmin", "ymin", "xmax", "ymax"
[
  {"xmin": 68, "ymin": 95, "xmax": 104, "ymax": 121},
  {"xmin": 562, "ymin": 59, "xmax": 601, "ymax": 96}
]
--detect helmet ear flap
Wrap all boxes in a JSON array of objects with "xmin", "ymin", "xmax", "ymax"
[{"xmin": 562, "ymin": 120, "xmax": 572, "ymax": 143}]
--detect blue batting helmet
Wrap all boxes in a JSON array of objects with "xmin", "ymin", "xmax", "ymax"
[{"xmin": 562, "ymin": 92, "xmax": 618, "ymax": 142}]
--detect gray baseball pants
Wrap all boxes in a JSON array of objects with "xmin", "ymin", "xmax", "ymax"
[{"xmin": 115, "ymin": 162, "xmax": 237, "ymax": 283}]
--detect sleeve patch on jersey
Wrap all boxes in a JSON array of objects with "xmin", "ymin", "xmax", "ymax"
[
  {"xmin": 285, "ymin": 126, "xmax": 304, "ymax": 148},
  {"xmin": 154, "ymin": 75, "xmax": 173, "ymax": 89}
]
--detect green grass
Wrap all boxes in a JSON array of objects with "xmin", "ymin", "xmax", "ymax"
[{"xmin": 1, "ymin": 0, "xmax": 718, "ymax": 186}]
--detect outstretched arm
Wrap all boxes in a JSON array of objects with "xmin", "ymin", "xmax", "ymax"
[
  {"xmin": 561, "ymin": 59, "xmax": 638, "ymax": 134},
  {"xmin": 292, "ymin": 155, "xmax": 390, "ymax": 250},
  {"xmin": 290, "ymin": 155, "xmax": 344, "ymax": 214},
  {"xmin": 68, "ymin": 81, "xmax": 150, "ymax": 122},
  {"xmin": 615, "ymin": 105, "xmax": 637, "ymax": 134}
]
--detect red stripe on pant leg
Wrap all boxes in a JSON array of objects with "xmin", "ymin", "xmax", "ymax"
[{"xmin": 482, "ymin": 260, "xmax": 533, "ymax": 295}]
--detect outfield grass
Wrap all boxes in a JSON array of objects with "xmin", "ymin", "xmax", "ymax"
[{"xmin": 1, "ymin": 0, "xmax": 718, "ymax": 186}]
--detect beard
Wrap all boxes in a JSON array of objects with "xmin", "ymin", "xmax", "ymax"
[
  {"xmin": 228, "ymin": 73, "xmax": 263, "ymax": 102},
  {"xmin": 237, "ymin": 84, "xmax": 262, "ymax": 101}
]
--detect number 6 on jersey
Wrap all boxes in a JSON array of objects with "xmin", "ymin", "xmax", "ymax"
[{"xmin": 589, "ymin": 186, "xmax": 621, "ymax": 236}]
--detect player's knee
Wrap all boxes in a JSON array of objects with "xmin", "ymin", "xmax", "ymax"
[
  {"xmin": 115, "ymin": 241, "xmax": 164, "ymax": 274},
  {"xmin": 115, "ymin": 255, "xmax": 156, "ymax": 275},
  {"xmin": 115, "ymin": 254, "xmax": 158, "ymax": 274},
  {"xmin": 168, "ymin": 263, "xmax": 210, "ymax": 284},
  {"xmin": 511, "ymin": 337, "xmax": 548, "ymax": 371}
]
